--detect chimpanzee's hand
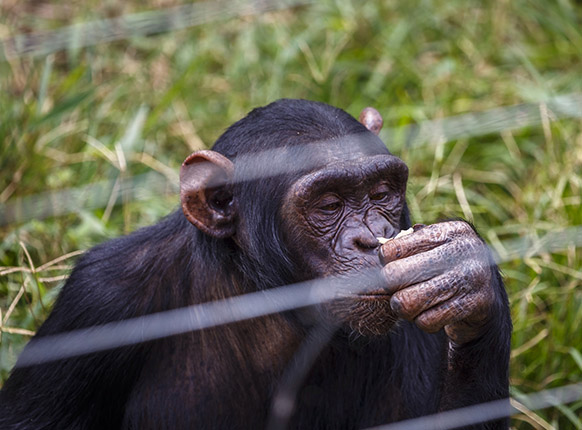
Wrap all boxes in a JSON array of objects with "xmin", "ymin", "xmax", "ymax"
[{"xmin": 379, "ymin": 221, "xmax": 496, "ymax": 344}]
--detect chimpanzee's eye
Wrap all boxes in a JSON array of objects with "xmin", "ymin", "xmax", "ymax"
[
  {"xmin": 369, "ymin": 184, "xmax": 391, "ymax": 202},
  {"xmin": 320, "ymin": 202, "xmax": 341, "ymax": 211},
  {"xmin": 315, "ymin": 195, "xmax": 343, "ymax": 213},
  {"xmin": 369, "ymin": 191, "xmax": 389, "ymax": 201}
]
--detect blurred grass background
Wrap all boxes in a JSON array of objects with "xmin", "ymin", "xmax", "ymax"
[{"xmin": 1, "ymin": 0, "xmax": 581, "ymax": 427}]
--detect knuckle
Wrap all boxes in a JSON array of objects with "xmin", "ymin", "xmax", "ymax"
[
  {"xmin": 472, "ymin": 294, "xmax": 487, "ymax": 311},
  {"xmin": 427, "ymin": 221, "xmax": 473, "ymax": 244},
  {"xmin": 419, "ymin": 223, "xmax": 445, "ymax": 243},
  {"xmin": 455, "ymin": 220, "xmax": 474, "ymax": 234},
  {"xmin": 448, "ymin": 221, "xmax": 478, "ymax": 243}
]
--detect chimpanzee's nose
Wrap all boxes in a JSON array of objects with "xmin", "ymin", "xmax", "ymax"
[
  {"xmin": 354, "ymin": 233, "xmax": 380, "ymax": 251},
  {"xmin": 336, "ymin": 218, "xmax": 380, "ymax": 255},
  {"xmin": 362, "ymin": 211, "xmax": 398, "ymax": 247}
]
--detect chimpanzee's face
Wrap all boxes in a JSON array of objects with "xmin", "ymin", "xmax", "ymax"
[
  {"xmin": 281, "ymin": 138, "xmax": 409, "ymax": 336},
  {"xmin": 283, "ymin": 155, "xmax": 408, "ymax": 275}
]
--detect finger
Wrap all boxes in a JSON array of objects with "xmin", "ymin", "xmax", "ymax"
[
  {"xmin": 379, "ymin": 221, "xmax": 475, "ymax": 264},
  {"xmin": 381, "ymin": 239, "xmax": 475, "ymax": 294},
  {"xmin": 414, "ymin": 293, "xmax": 485, "ymax": 334},
  {"xmin": 389, "ymin": 271, "xmax": 462, "ymax": 321}
]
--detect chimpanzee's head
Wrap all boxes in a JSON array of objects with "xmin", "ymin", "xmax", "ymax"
[{"xmin": 180, "ymin": 99, "xmax": 409, "ymax": 336}]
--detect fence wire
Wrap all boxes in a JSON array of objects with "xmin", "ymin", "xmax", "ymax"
[
  {"xmin": 384, "ymin": 93, "xmax": 582, "ymax": 149},
  {"xmin": 363, "ymin": 384, "xmax": 582, "ymax": 430},
  {"xmin": 12, "ymin": 271, "xmax": 370, "ymax": 366},
  {"xmin": 8, "ymin": 219, "xmax": 580, "ymax": 366},
  {"xmin": 0, "ymin": 0, "xmax": 313, "ymax": 60},
  {"xmin": 1, "ymin": 92, "xmax": 581, "ymax": 226}
]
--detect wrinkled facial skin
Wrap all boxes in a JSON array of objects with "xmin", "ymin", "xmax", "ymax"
[{"xmin": 282, "ymin": 154, "xmax": 409, "ymax": 337}]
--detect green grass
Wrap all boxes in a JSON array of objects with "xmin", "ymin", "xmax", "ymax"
[{"xmin": 1, "ymin": 0, "xmax": 582, "ymax": 427}]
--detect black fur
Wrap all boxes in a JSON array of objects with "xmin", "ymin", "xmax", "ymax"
[{"xmin": 0, "ymin": 99, "xmax": 511, "ymax": 429}]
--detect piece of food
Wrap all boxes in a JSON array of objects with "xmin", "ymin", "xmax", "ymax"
[{"xmin": 376, "ymin": 227, "xmax": 414, "ymax": 244}]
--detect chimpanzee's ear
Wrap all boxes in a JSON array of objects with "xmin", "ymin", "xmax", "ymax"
[
  {"xmin": 180, "ymin": 150, "xmax": 236, "ymax": 238},
  {"xmin": 359, "ymin": 107, "xmax": 384, "ymax": 135}
]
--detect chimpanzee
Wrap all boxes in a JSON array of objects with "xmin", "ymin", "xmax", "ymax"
[{"xmin": 0, "ymin": 99, "xmax": 511, "ymax": 429}]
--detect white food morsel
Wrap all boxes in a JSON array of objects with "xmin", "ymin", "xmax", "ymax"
[{"xmin": 376, "ymin": 227, "xmax": 414, "ymax": 245}]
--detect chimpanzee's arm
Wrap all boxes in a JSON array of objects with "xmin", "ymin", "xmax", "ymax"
[{"xmin": 439, "ymin": 268, "xmax": 512, "ymax": 428}]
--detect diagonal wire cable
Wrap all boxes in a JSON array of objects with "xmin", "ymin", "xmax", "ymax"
[
  {"xmin": 0, "ymin": 0, "xmax": 313, "ymax": 60},
  {"xmin": 10, "ymin": 219, "xmax": 582, "ymax": 367},
  {"xmin": 362, "ymin": 384, "xmax": 582, "ymax": 430},
  {"xmin": 13, "ymin": 270, "xmax": 380, "ymax": 367},
  {"xmin": 383, "ymin": 93, "xmax": 582, "ymax": 149},
  {"xmin": 1, "ymin": 93, "xmax": 580, "ymax": 226},
  {"xmin": 266, "ymin": 320, "xmax": 338, "ymax": 430}
]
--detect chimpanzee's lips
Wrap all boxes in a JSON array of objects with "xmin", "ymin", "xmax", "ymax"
[{"xmin": 357, "ymin": 291, "xmax": 391, "ymax": 299}]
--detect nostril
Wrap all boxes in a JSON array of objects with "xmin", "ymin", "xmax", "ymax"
[{"xmin": 355, "ymin": 236, "xmax": 380, "ymax": 250}]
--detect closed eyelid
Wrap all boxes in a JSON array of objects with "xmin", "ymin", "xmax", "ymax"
[
  {"xmin": 314, "ymin": 194, "xmax": 343, "ymax": 209},
  {"xmin": 370, "ymin": 182, "xmax": 390, "ymax": 191}
]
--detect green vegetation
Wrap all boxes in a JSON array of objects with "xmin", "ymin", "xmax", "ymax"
[{"xmin": 1, "ymin": 0, "xmax": 581, "ymax": 427}]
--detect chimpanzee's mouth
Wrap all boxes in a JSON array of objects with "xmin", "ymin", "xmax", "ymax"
[
  {"xmin": 357, "ymin": 293, "xmax": 391, "ymax": 300},
  {"xmin": 335, "ymin": 290, "xmax": 391, "ymax": 300},
  {"xmin": 354, "ymin": 281, "xmax": 391, "ymax": 298}
]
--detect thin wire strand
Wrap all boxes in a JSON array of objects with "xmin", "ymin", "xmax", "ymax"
[
  {"xmin": 362, "ymin": 384, "xmax": 582, "ymax": 430},
  {"xmin": 13, "ymin": 270, "xmax": 380, "ymax": 367},
  {"xmin": 266, "ymin": 321, "xmax": 338, "ymax": 430},
  {"xmin": 10, "ymin": 222, "xmax": 581, "ymax": 366},
  {"xmin": 0, "ymin": 0, "xmax": 313, "ymax": 60},
  {"xmin": 384, "ymin": 93, "xmax": 582, "ymax": 149},
  {"xmin": 2, "ymin": 92, "xmax": 581, "ymax": 226}
]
